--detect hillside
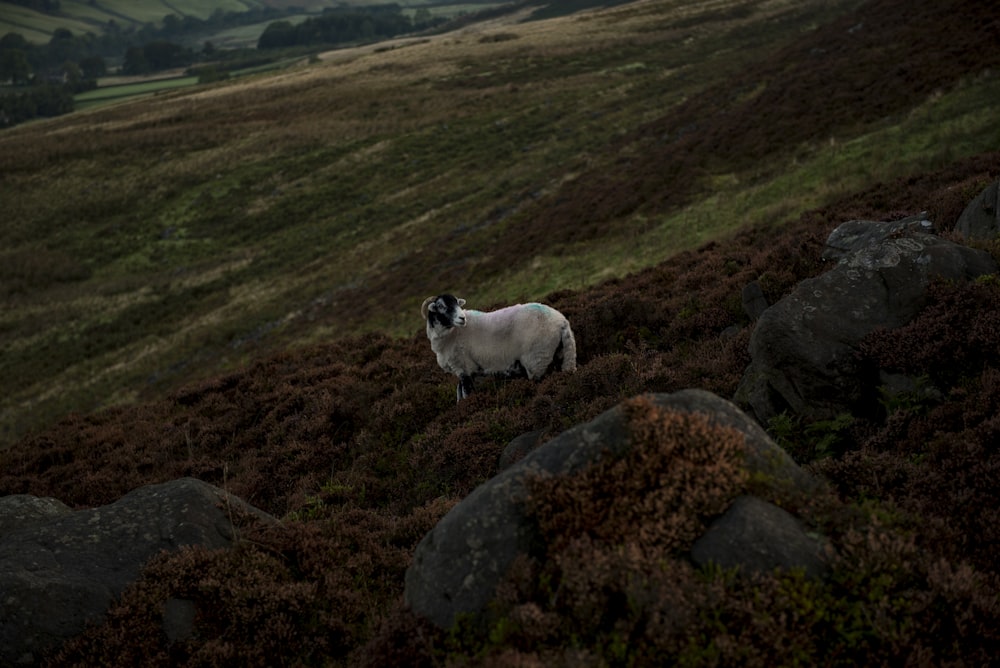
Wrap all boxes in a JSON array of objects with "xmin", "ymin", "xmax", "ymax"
[
  {"xmin": 0, "ymin": 0, "xmax": 342, "ymax": 43},
  {"xmin": 1, "ymin": 0, "xmax": 1000, "ymax": 664},
  {"xmin": 5, "ymin": 0, "xmax": 1000, "ymax": 448}
]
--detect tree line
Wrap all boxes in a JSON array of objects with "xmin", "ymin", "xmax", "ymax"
[
  {"xmin": 257, "ymin": 4, "xmax": 446, "ymax": 49},
  {"xmin": 0, "ymin": 6, "xmax": 306, "ymax": 127},
  {"xmin": 0, "ymin": 4, "xmax": 450, "ymax": 128}
]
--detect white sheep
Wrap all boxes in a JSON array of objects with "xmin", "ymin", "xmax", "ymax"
[{"xmin": 421, "ymin": 294, "xmax": 577, "ymax": 401}]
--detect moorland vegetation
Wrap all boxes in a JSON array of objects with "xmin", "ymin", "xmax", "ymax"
[{"xmin": 1, "ymin": 0, "xmax": 1000, "ymax": 664}]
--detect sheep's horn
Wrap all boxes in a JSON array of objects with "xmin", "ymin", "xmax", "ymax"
[{"xmin": 421, "ymin": 296, "xmax": 435, "ymax": 320}]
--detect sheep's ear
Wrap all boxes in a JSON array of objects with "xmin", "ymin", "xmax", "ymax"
[
  {"xmin": 457, "ymin": 298, "xmax": 466, "ymax": 307},
  {"xmin": 421, "ymin": 297, "xmax": 435, "ymax": 320}
]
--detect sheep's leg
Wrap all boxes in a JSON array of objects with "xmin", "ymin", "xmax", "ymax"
[{"xmin": 457, "ymin": 374, "xmax": 476, "ymax": 401}]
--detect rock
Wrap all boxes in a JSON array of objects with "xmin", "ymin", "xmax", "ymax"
[
  {"xmin": 820, "ymin": 213, "xmax": 935, "ymax": 262},
  {"xmin": 741, "ymin": 281, "xmax": 769, "ymax": 320},
  {"xmin": 498, "ymin": 430, "xmax": 545, "ymax": 470},
  {"xmin": 955, "ymin": 181, "xmax": 1000, "ymax": 240},
  {"xmin": 691, "ymin": 495, "xmax": 828, "ymax": 578},
  {"xmin": 0, "ymin": 495, "xmax": 71, "ymax": 535},
  {"xmin": 404, "ymin": 390, "xmax": 820, "ymax": 629},
  {"xmin": 0, "ymin": 478, "xmax": 275, "ymax": 665},
  {"xmin": 735, "ymin": 217, "xmax": 997, "ymax": 424}
]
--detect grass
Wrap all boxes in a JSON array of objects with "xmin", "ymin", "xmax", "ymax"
[
  {"xmin": 73, "ymin": 57, "xmax": 306, "ymax": 111},
  {"xmin": 73, "ymin": 76, "xmax": 201, "ymax": 110}
]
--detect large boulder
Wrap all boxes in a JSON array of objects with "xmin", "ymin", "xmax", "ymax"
[
  {"xmin": 404, "ymin": 390, "xmax": 823, "ymax": 629},
  {"xmin": 0, "ymin": 477, "xmax": 275, "ymax": 666},
  {"xmin": 955, "ymin": 181, "xmax": 1000, "ymax": 241},
  {"xmin": 735, "ymin": 216, "xmax": 997, "ymax": 425}
]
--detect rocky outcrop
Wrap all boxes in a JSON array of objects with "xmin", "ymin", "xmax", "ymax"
[
  {"xmin": 404, "ymin": 390, "xmax": 824, "ymax": 629},
  {"xmin": 735, "ymin": 215, "xmax": 997, "ymax": 424},
  {"xmin": 0, "ymin": 477, "xmax": 275, "ymax": 666},
  {"xmin": 955, "ymin": 181, "xmax": 1000, "ymax": 240}
]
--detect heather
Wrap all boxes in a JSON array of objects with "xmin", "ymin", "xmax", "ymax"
[
  {"xmin": 1, "ymin": 0, "xmax": 999, "ymax": 664},
  {"xmin": 2, "ymin": 153, "xmax": 998, "ymax": 664}
]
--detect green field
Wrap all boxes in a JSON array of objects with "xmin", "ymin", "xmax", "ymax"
[
  {"xmin": 73, "ymin": 76, "xmax": 199, "ymax": 110},
  {"xmin": 74, "ymin": 56, "xmax": 306, "ymax": 110}
]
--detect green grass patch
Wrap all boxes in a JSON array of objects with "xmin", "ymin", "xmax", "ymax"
[{"xmin": 74, "ymin": 76, "xmax": 200, "ymax": 110}]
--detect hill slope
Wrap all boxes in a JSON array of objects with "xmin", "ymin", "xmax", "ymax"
[
  {"xmin": 4, "ymin": 0, "xmax": 1000, "ymax": 447},
  {"xmin": 1, "ymin": 0, "xmax": 1000, "ymax": 662}
]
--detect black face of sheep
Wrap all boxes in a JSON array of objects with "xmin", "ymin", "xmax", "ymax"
[
  {"xmin": 421, "ymin": 293, "xmax": 577, "ymax": 402},
  {"xmin": 423, "ymin": 294, "xmax": 467, "ymax": 332}
]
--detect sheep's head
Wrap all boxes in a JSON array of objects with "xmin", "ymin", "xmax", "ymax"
[{"xmin": 423, "ymin": 294, "xmax": 467, "ymax": 329}]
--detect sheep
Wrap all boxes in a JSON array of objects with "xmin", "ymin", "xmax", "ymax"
[{"xmin": 421, "ymin": 293, "xmax": 577, "ymax": 401}]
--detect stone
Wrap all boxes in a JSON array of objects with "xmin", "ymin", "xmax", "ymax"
[
  {"xmin": 0, "ymin": 478, "xmax": 275, "ymax": 665},
  {"xmin": 955, "ymin": 181, "xmax": 1000, "ymax": 241},
  {"xmin": 736, "ymin": 217, "xmax": 996, "ymax": 424},
  {"xmin": 691, "ymin": 495, "xmax": 828, "ymax": 578},
  {"xmin": 404, "ymin": 390, "xmax": 819, "ymax": 629},
  {"xmin": 498, "ymin": 430, "xmax": 546, "ymax": 470}
]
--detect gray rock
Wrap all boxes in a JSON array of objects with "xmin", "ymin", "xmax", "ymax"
[
  {"xmin": 955, "ymin": 181, "xmax": 1000, "ymax": 241},
  {"xmin": 821, "ymin": 213, "xmax": 935, "ymax": 262},
  {"xmin": 0, "ymin": 495, "xmax": 71, "ymax": 535},
  {"xmin": 404, "ymin": 390, "xmax": 819, "ymax": 629},
  {"xmin": 741, "ymin": 281, "xmax": 769, "ymax": 320},
  {"xmin": 736, "ymin": 217, "xmax": 996, "ymax": 424},
  {"xmin": 0, "ymin": 478, "xmax": 275, "ymax": 665},
  {"xmin": 498, "ymin": 430, "xmax": 545, "ymax": 470},
  {"xmin": 691, "ymin": 495, "xmax": 828, "ymax": 578}
]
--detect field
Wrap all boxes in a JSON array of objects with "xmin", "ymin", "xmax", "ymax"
[
  {"xmin": 0, "ymin": 0, "xmax": 507, "ymax": 44},
  {"xmin": 0, "ymin": 0, "xmax": 272, "ymax": 41},
  {"xmin": 2, "ymin": 0, "xmax": 1000, "ymax": 664},
  {"xmin": 73, "ymin": 75, "xmax": 200, "ymax": 110},
  {"xmin": 74, "ymin": 56, "xmax": 307, "ymax": 110}
]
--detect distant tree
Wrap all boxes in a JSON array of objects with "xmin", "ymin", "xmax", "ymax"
[
  {"xmin": 78, "ymin": 54, "xmax": 106, "ymax": 79},
  {"xmin": 1, "ymin": 32, "xmax": 30, "ymax": 51},
  {"xmin": 0, "ymin": 48, "xmax": 32, "ymax": 85},
  {"xmin": 413, "ymin": 8, "xmax": 433, "ymax": 28},
  {"xmin": 0, "ymin": 83, "xmax": 72, "ymax": 127},
  {"xmin": 60, "ymin": 59, "xmax": 94, "ymax": 92},
  {"xmin": 360, "ymin": 18, "xmax": 375, "ymax": 39},
  {"xmin": 47, "ymin": 27, "xmax": 82, "ymax": 65},
  {"xmin": 5, "ymin": 0, "xmax": 61, "ymax": 10},
  {"xmin": 202, "ymin": 41, "xmax": 216, "ymax": 57},
  {"xmin": 142, "ymin": 40, "xmax": 192, "ymax": 70},
  {"xmin": 258, "ymin": 21, "xmax": 297, "ymax": 49},
  {"xmin": 122, "ymin": 46, "xmax": 149, "ymax": 75},
  {"xmin": 161, "ymin": 14, "xmax": 182, "ymax": 36}
]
